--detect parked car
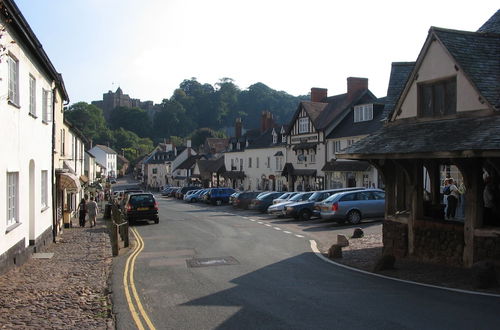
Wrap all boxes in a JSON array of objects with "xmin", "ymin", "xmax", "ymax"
[
  {"xmin": 120, "ymin": 189, "xmax": 144, "ymax": 211},
  {"xmin": 268, "ymin": 192, "xmax": 313, "ymax": 217},
  {"xmin": 319, "ymin": 189, "xmax": 385, "ymax": 224},
  {"xmin": 161, "ymin": 187, "xmax": 178, "ymax": 196},
  {"xmin": 232, "ymin": 191, "xmax": 260, "ymax": 209},
  {"xmin": 205, "ymin": 187, "xmax": 236, "ymax": 205},
  {"xmin": 199, "ymin": 189, "xmax": 212, "ymax": 203},
  {"xmin": 272, "ymin": 192, "xmax": 299, "ymax": 205},
  {"xmin": 177, "ymin": 186, "xmax": 199, "ymax": 200},
  {"xmin": 183, "ymin": 189, "xmax": 201, "ymax": 202},
  {"xmin": 248, "ymin": 192, "xmax": 285, "ymax": 213},
  {"xmin": 285, "ymin": 188, "xmax": 365, "ymax": 220},
  {"xmin": 123, "ymin": 193, "xmax": 159, "ymax": 224}
]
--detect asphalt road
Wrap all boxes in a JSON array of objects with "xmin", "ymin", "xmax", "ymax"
[{"xmin": 112, "ymin": 190, "xmax": 500, "ymax": 330}]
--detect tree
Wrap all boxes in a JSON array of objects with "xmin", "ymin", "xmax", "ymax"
[
  {"xmin": 109, "ymin": 106, "xmax": 152, "ymax": 138},
  {"xmin": 65, "ymin": 102, "xmax": 110, "ymax": 144},
  {"xmin": 188, "ymin": 128, "xmax": 227, "ymax": 149}
]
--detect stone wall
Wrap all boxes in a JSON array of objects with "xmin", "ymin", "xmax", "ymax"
[
  {"xmin": 474, "ymin": 236, "xmax": 500, "ymax": 262},
  {"xmin": 383, "ymin": 220, "xmax": 408, "ymax": 257},
  {"xmin": 413, "ymin": 221, "xmax": 464, "ymax": 266}
]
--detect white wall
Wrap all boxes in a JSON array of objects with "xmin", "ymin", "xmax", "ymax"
[{"xmin": 0, "ymin": 23, "xmax": 54, "ymax": 255}]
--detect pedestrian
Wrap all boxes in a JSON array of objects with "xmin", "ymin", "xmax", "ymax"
[
  {"xmin": 77, "ymin": 198, "xmax": 87, "ymax": 227},
  {"xmin": 446, "ymin": 178, "xmax": 460, "ymax": 219},
  {"xmin": 86, "ymin": 197, "xmax": 99, "ymax": 228}
]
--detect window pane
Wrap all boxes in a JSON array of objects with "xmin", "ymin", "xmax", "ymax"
[
  {"xmin": 434, "ymin": 83, "xmax": 445, "ymax": 116},
  {"xmin": 421, "ymin": 85, "xmax": 433, "ymax": 117},
  {"xmin": 445, "ymin": 80, "xmax": 457, "ymax": 115}
]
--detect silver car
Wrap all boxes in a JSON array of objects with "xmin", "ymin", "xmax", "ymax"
[
  {"xmin": 319, "ymin": 189, "xmax": 385, "ymax": 224},
  {"xmin": 267, "ymin": 192, "xmax": 313, "ymax": 217}
]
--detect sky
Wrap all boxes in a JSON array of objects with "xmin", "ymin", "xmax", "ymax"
[{"xmin": 15, "ymin": 0, "xmax": 498, "ymax": 106}]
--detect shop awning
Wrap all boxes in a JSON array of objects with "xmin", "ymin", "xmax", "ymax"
[
  {"xmin": 57, "ymin": 171, "xmax": 81, "ymax": 191},
  {"xmin": 80, "ymin": 175, "xmax": 89, "ymax": 183}
]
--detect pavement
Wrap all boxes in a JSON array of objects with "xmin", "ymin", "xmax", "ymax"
[{"xmin": 0, "ymin": 211, "xmax": 114, "ymax": 329}]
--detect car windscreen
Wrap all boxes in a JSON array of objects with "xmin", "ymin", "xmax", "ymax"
[{"xmin": 289, "ymin": 192, "xmax": 312, "ymax": 201}]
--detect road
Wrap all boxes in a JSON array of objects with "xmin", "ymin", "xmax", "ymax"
[{"xmin": 111, "ymin": 185, "xmax": 500, "ymax": 329}]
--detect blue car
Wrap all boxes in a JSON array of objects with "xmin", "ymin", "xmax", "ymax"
[
  {"xmin": 207, "ymin": 188, "xmax": 236, "ymax": 205},
  {"xmin": 319, "ymin": 189, "xmax": 385, "ymax": 224}
]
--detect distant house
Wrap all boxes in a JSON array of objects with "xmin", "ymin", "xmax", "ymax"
[
  {"xmin": 88, "ymin": 145, "xmax": 118, "ymax": 178},
  {"xmin": 117, "ymin": 154, "xmax": 129, "ymax": 177},
  {"xmin": 339, "ymin": 10, "xmax": 500, "ymax": 267},
  {"xmin": 0, "ymin": 0, "xmax": 69, "ymax": 274},
  {"xmin": 200, "ymin": 138, "xmax": 229, "ymax": 156},
  {"xmin": 224, "ymin": 113, "xmax": 288, "ymax": 191},
  {"xmin": 193, "ymin": 157, "xmax": 226, "ymax": 188}
]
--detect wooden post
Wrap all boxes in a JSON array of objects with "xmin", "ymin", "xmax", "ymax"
[{"xmin": 463, "ymin": 160, "xmax": 482, "ymax": 267}]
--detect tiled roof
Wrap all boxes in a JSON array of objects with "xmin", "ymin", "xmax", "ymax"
[
  {"xmin": 322, "ymin": 160, "xmax": 371, "ymax": 172},
  {"xmin": 95, "ymin": 145, "xmax": 117, "ymax": 154},
  {"xmin": 477, "ymin": 10, "xmax": 500, "ymax": 33},
  {"xmin": 382, "ymin": 62, "xmax": 415, "ymax": 120},
  {"xmin": 340, "ymin": 115, "xmax": 500, "ymax": 158},
  {"xmin": 433, "ymin": 27, "xmax": 500, "ymax": 110},
  {"xmin": 177, "ymin": 155, "xmax": 204, "ymax": 169},
  {"xmin": 196, "ymin": 157, "xmax": 226, "ymax": 175},
  {"xmin": 144, "ymin": 150, "xmax": 176, "ymax": 164}
]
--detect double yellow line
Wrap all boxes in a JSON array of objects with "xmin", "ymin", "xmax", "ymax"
[{"xmin": 123, "ymin": 227, "xmax": 156, "ymax": 330}]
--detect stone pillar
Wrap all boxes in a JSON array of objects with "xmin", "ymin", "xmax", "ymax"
[{"xmin": 463, "ymin": 160, "xmax": 483, "ymax": 267}]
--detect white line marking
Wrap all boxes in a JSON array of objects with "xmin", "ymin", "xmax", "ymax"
[
  {"xmin": 250, "ymin": 219, "xmax": 256, "ymax": 222},
  {"xmin": 308, "ymin": 240, "xmax": 500, "ymax": 298},
  {"xmin": 265, "ymin": 224, "xmax": 272, "ymax": 227},
  {"xmin": 283, "ymin": 231, "xmax": 292, "ymax": 234},
  {"xmin": 258, "ymin": 221, "xmax": 263, "ymax": 224},
  {"xmin": 295, "ymin": 234, "xmax": 304, "ymax": 238},
  {"xmin": 274, "ymin": 227, "xmax": 282, "ymax": 231}
]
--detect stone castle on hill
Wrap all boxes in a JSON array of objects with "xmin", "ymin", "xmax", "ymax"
[{"xmin": 91, "ymin": 87, "xmax": 161, "ymax": 121}]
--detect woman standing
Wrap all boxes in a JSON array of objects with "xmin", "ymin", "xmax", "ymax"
[
  {"xmin": 86, "ymin": 197, "xmax": 99, "ymax": 228},
  {"xmin": 77, "ymin": 198, "xmax": 87, "ymax": 227}
]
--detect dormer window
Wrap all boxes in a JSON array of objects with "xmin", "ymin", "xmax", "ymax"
[
  {"xmin": 272, "ymin": 130, "xmax": 277, "ymax": 144},
  {"xmin": 299, "ymin": 118, "xmax": 309, "ymax": 133},
  {"xmin": 354, "ymin": 104, "xmax": 373, "ymax": 122},
  {"xmin": 282, "ymin": 134, "xmax": 286, "ymax": 143}
]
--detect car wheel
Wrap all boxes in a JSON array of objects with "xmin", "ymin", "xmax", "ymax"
[
  {"xmin": 154, "ymin": 218, "xmax": 159, "ymax": 224},
  {"xmin": 300, "ymin": 210, "xmax": 312, "ymax": 221},
  {"xmin": 192, "ymin": 198, "xmax": 197, "ymax": 203},
  {"xmin": 347, "ymin": 210, "xmax": 361, "ymax": 224}
]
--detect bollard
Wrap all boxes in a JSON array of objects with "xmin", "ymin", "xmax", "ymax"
[{"xmin": 110, "ymin": 222, "xmax": 119, "ymax": 256}]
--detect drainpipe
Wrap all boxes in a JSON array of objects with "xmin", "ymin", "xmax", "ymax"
[{"xmin": 51, "ymin": 88, "xmax": 57, "ymax": 243}]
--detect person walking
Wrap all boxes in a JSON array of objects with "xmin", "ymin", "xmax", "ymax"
[
  {"xmin": 86, "ymin": 197, "xmax": 99, "ymax": 228},
  {"xmin": 77, "ymin": 198, "xmax": 87, "ymax": 227}
]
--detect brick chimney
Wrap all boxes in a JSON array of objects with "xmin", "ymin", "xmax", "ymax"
[
  {"xmin": 260, "ymin": 111, "xmax": 267, "ymax": 132},
  {"xmin": 347, "ymin": 77, "xmax": 368, "ymax": 97},
  {"xmin": 260, "ymin": 111, "xmax": 275, "ymax": 132},
  {"xmin": 235, "ymin": 118, "xmax": 242, "ymax": 139},
  {"xmin": 187, "ymin": 139, "xmax": 192, "ymax": 156},
  {"xmin": 266, "ymin": 112, "xmax": 274, "ymax": 132},
  {"xmin": 311, "ymin": 88, "xmax": 328, "ymax": 102}
]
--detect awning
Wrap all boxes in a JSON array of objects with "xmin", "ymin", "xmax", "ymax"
[
  {"xmin": 322, "ymin": 160, "xmax": 371, "ymax": 172},
  {"xmin": 281, "ymin": 163, "xmax": 316, "ymax": 177},
  {"xmin": 57, "ymin": 171, "xmax": 81, "ymax": 191},
  {"xmin": 223, "ymin": 171, "xmax": 246, "ymax": 180},
  {"xmin": 80, "ymin": 175, "xmax": 89, "ymax": 183},
  {"xmin": 274, "ymin": 151, "xmax": 284, "ymax": 156}
]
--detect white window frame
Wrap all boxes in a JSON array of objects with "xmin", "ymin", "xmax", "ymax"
[
  {"xmin": 299, "ymin": 117, "xmax": 309, "ymax": 133},
  {"xmin": 29, "ymin": 75, "xmax": 37, "ymax": 117},
  {"xmin": 272, "ymin": 133, "xmax": 277, "ymax": 144},
  {"xmin": 41, "ymin": 170, "xmax": 48, "ymax": 209},
  {"xmin": 282, "ymin": 134, "xmax": 286, "ymax": 143},
  {"xmin": 354, "ymin": 104, "xmax": 373, "ymax": 123},
  {"xmin": 42, "ymin": 89, "xmax": 53, "ymax": 123},
  {"xmin": 7, "ymin": 172, "xmax": 19, "ymax": 227},
  {"xmin": 8, "ymin": 55, "xmax": 20, "ymax": 105},
  {"xmin": 334, "ymin": 140, "xmax": 342, "ymax": 153},
  {"xmin": 310, "ymin": 151, "xmax": 316, "ymax": 163}
]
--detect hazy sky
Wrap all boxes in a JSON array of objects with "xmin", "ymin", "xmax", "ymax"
[{"xmin": 15, "ymin": 0, "xmax": 498, "ymax": 105}]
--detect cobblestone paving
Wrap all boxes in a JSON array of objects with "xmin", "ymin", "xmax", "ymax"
[{"xmin": 0, "ymin": 218, "xmax": 113, "ymax": 329}]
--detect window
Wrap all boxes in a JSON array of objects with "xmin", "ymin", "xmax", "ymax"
[
  {"xmin": 282, "ymin": 134, "xmax": 286, "ymax": 143},
  {"xmin": 152, "ymin": 168, "xmax": 158, "ymax": 174},
  {"xmin": 248, "ymin": 157, "xmax": 252, "ymax": 168},
  {"xmin": 256, "ymin": 157, "xmax": 260, "ymax": 168},
  {"xmin": 267, "ymin": 157, "xmax": 270, "ymax": 168},
  {"xmin": 231, "ymin": 159, "xmax": 234, "ymax": 169},
  {"xmin": 239, "ymin": 158, "xmax": 243, "ymax": 171},
  {"xmin": 272, "ymin": 133, "xmax": 277, "ymax": 144},
  {"xmin": 334, "ymin": 141, "xmax": 342, "ymax": 153},
  {"xmin": 61, "ymin": 129, "xmax": 65, "ymax": 156},
  {"xmin": 275, "ymin": 157, "xmax": 279, "ymax": 170},
  {"xmin": 7, "ymin": 55, "xmax": 19, "ymax": 105},
  {"xmin": 299, "ymin": 118, "xmax": 309, "ymax": 133},
  {"xmin": 7, "ymin": 172, "xmax": 19, "ymax": 227},
  {"xmin": 310, "ymin": 151, "xmax": 316, "ymax": 163},
  {"xmin": 29, "ymin": 75, "xmax": 36, "ymax": 117},
  {"xmin": 41, "ymin": 170, "xmax": 48, "ymax": 209},
  {"xmin": 418, "ymin": 78, "xmax": 456, "ymax": 117},
  {"xmin": 354, "ymin": 104, "xmax": 373, "ymax": 123},
  {"xmin": 42, "ymin": 89, "xmax": 53, "ymax": 122}
]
